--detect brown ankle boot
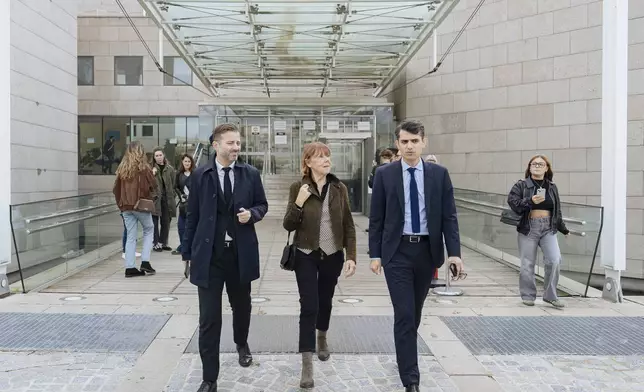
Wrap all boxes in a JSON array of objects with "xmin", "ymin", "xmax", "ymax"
[
  {"xmin": 300, "ymin": 352, "xmax": 314, "ymax": 389},
  {"xmin": 317, "ymin": 330, "xmax": 330, "ymax": 361}
]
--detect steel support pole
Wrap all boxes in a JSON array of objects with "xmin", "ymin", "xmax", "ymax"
[{"xmin": 600, "ymin": 0, "xmax": 628, "ymax": 303}]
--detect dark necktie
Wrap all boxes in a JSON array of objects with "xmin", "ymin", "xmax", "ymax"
[
  {"xmin": 223, "ymin": 167, "xmax": 232, "ymax": 204},
  {"xmin": 407, "ymin": 167, "xmax": 421, "ymax": 233}
]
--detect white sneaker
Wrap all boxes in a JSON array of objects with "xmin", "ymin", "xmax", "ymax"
[{"xmin": 122, "ymin": 252, "xmax": 142, "ymax": 259}]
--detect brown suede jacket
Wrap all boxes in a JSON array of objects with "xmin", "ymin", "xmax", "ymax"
[
  {"xmin": 113, "ymin": 167, "xmax": 157, "ymax": 212},
  {"xmin": 282, "ymin": 174, "xmax": 357, "ymax": 262}
]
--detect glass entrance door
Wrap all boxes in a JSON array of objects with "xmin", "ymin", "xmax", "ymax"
[
  {"xmin": 240, "ymin": 117, "xmax": 269, "ymax": 173},
  {"xmin": 326, "ymin": 139, "xmax": 365, "ymax": 213}
]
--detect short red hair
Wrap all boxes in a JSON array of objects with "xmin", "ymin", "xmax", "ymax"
[{"xmin": 301, "ymin": 142, "xmax": 331, "ymax": 176}]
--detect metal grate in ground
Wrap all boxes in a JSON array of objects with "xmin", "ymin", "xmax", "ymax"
[
  {"xmin": 185, "ymin": 315, "xmax": 431, "ymax": 355},
  {"xmin": 440, "ymin": 316, "xmax": 644, "ymax": 355},
  {"xmin": 0, "ymin": 313, "xmax": 170, "ymax": 353}
]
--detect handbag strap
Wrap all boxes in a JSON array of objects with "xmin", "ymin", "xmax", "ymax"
[{"xmin": 286, "ymin": 231, "xmax": 292, "ymax": 245}]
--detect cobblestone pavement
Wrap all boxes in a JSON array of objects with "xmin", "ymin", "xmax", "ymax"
[
  {"xmin": 166, "ymin": 354, "xmax": 458, "ymax": 392},
  {"xmin": 0, "ymin": 352, "xmax": 138, "ymax": 392},
  {"xmin": 478, "ymin": 355, "xmax": 644, "ymax": 392}
]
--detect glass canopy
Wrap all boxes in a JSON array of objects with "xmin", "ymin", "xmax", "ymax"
[{"xmin": 138, "ymin": 0, "xmax": 460, "ymax": 97}]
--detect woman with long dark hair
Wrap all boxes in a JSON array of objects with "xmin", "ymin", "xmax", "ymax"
[
  {"xmin": 113, "ymin": 141, "xmax": 156, "ymax": 277},
  {"xmin": 172, "ymin": 154, "xmax": 194, "ymax": 256},
  {"xmin": 507, "ymin": 154, "xmax": 569, "ymax": 309},
  {"xmin": 151, "ymin": 147, "xmax": 177, "ymax": 252}
]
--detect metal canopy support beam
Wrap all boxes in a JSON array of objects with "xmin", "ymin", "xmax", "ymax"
[
  {"xmin": 321, "ymin": 1, "xmax": 350, "ymax": 97},
  {"xmin": 245, "ymin": 1, "xmax": 270, "ymax": 97},
  {"xmin": 601, "ymin": 0, "xmax": 628, "ymax": 303},
  {"xmin": 137, "ymin": 0, "xmax": 219, "ymax": 96},
  {"xmin": 0, "ymin": 0, "xmax": 10, "ymax": 296}
]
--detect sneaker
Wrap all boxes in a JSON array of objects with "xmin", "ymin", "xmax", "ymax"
[
  {"xmin": 522, "ymin": 299, "xmax": 535, "ymax": 306},
  {"xmin": 162, "ymin": 245, "xmax": 172, "ymax": 251},
  {"xmin": 544, "ymin": 299, "xmax": 565, "ymax": 309},
  {"xmin": 122, "ymin": 252, "xmax": 142, "ymax": 259},
  {"xmin": 140, "ymin": 261, "xmax": 156, "ymax": 275},
  {"xmin": 125, "ymin": 268, "xmax": 145, "ymax": 278},
  {"xmin": 153, "ymin": 243, "xmax": 163, "ymax": 252}
]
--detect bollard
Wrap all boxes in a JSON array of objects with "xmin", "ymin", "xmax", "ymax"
[
  {"xmin": 429, "ymin": 268, "xmax": 446, "ymax": 288},
  {"xmin": 431, "ymin": 260, "xmax": 464, "ymax": 296}
]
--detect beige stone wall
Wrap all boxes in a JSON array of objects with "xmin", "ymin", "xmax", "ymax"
[
  {"xmin": 398, "ymin": 0, "xmax": 644, "ymax": 279},
  {"xmin": 78, "ymin": 16, "xmax": 209, "ymax": 117},
  {"xmin": 11, "ymin": 0, "xmax": 79, "ymax": 204}
]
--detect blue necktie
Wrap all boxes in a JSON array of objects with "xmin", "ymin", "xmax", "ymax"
[{"xmin": 407, "ymin": 167, "xmax": 421, "ymax": 233}]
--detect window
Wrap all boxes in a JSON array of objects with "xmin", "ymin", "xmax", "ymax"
[
  {"xmin": 78, "ymin": 116, "xmax": 198, "ymax": 174},
  {"xmin": 114, "ymin": 56, "xmax": 143, "ymax": 86},
  {"xmin": 78, "ymin": 56, "xmax": 94, "ymax": 85},
  {"xmin": 164, "ymin": 57, "xmax": 192, "ymax": 86},
  {"xmin": 78, "ymin": 117, "xmax": 103, "ymax": 174}
]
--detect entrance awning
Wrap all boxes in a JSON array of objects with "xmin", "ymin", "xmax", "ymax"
[{"xmin": 137, "ymin": 0, "xmax": 460, "ymax": 97}]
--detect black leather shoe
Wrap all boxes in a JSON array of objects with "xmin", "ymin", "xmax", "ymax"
[
  {"xmin": 237, "ymin": 343, "xmax": 253, "ymax": 367},
  {"xmin": 405, "ymin": 384, "xmax": 420, "ymax": 392},
  {"xmin": 196, "ymin": 381, "xmax": 216, "ymax": 392}
]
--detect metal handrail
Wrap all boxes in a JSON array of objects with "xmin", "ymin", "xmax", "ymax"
[
  {"xmin": 455, "ymin": 203, "xmax": 586, "ymax": 237},
  {"xmin": 11, "ymin": 191, "xmax": 112, "ymax": 207},
  {"xmin": 24, "ymin": 207, "xmax": 120, "ymax": 234},
  {"xmin": 192, "ymin": 142, "xmax": 203, "ymax": 162},
  {"xmin": 25, "ymin": 203, "xmax": 114, "ymax": 223},
  {"xmin": 454, "ymin": 196, "xmax": 587, "ymax": 225}
]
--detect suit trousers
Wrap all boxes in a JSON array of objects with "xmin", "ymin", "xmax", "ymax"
[
  {"xmin": 294, "ymin": 249, "xmax": 344, "ymax": 353},
  {"xmin": 197, "ymin": 246, "xmax": 252, "ymax": 382},
  {"xmin": 383, "ymin": 239, "xmax": 433, "ymax": 387}
]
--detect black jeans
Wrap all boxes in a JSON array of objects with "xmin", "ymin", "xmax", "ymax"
[
  {"xmin": 198, "ymin": 247, "xmax": 252, "ymax": 382},
  {"xmin": 384, "ymin": 239, "xmax": 433, "ymax": 387},
  {"xmin": 294, "ymin": 249, "xmax": 345, "ymax": 353},
  {"xmin": 152, "ymin": 197, "xmax": 171, "ymax": 245}
]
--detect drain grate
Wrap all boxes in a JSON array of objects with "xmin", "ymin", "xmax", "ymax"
[
  {"xmin": 185, "ymin": 315, "xmax": 431, "ymax": 355},
  {"xmin": 440, "ymin": 316, "xmax": 644, "ymax": 355},
  {"xmin": 0, "ymin": 313, "xmax": 170, "ymax": 353}
]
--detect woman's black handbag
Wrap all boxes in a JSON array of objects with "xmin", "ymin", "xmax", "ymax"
[
  {"xmin": 500, "ymin": 208, "xmax": 522, "ymax": 226},
  {"xmin": 280, "ymin": 231, "xmax": 297, "ymax": 271}
]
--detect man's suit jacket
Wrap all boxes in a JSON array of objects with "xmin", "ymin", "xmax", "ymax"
[
  {"xmin": 182, "ymin": 158, "xmax": 268, "ymax": 288},
  {"xmin": 368, "ymin": 160, "xmax": 461, "ymax": 269}
]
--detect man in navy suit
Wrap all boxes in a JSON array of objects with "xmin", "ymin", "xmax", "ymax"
[
  {"xmin": 182, "ymin": 123, "xmax": 268, "ymax": 392},
  {"xmin": 368, "ymin": 120, "xmax": 464, "ymax": 392}
]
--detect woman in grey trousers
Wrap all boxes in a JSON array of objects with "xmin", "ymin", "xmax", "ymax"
[{"xmin": 507, "ymin": 154, "xmax": 569, "ymax": 309}]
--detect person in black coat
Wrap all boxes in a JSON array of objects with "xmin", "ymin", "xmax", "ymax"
[
  {"xmin": 183, "ymin": 123, "xmax": 268, "ymax": 392},
  {"xmin": 172, "ymin": 154, "xmax": 195, "ymax": 256}
]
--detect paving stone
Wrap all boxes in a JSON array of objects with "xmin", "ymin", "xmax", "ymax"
[
  {"xmin": 0, "ymin": 313, "xmax": 170, "ymax": 353},
  {"xmin": 185, "ymin": 315, "xmax": 431, "ymax": 355},
  {"xmin": 166, "ymin": 354, "xmax": 453, "ymax": 392},
  {"xmin": 0, "ymin": 352, "xmax": 137, "ymax": 392},
  {"xmin": 478, "ymin": 355, "xmax": 644, "ymax": 392},
  {"xmin": 440, "ymin": 316, "xmax": 644, "ymax": 355}
]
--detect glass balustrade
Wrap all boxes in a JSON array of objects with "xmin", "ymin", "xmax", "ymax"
[{"xmin": 9, "ymin": 192, "xmax": 125, "ymax": 292}]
